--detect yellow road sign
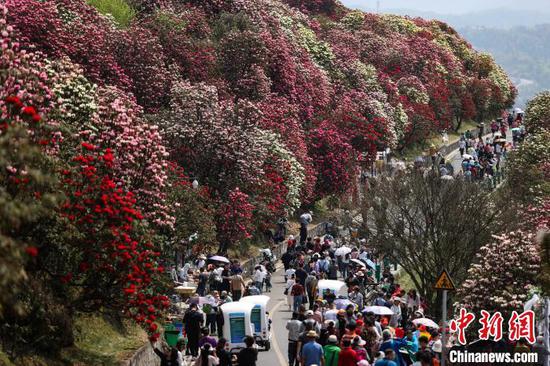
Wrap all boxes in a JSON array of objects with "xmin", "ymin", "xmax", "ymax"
[{"xmin": 434, "ymin": 269, "xmax": 455, "ymax": 291}]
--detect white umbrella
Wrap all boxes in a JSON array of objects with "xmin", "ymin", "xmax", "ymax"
[
  {"xmin": 363, "ymin": 306, "xmax": 394, "ymax": 315},
  {"xmin": 334, "ymin": 298, "xmax": 354, "ymax": 310},
  {"xmin": 351, "ymin": 258, "xmax": 366, "ymax": 267},
  {"xmin": 365, "ymin": 259, "xmax": 376, "ymax": 270},
  {"xmin": 441, "ymin": 175, "xmax": 454, "ymax": 181},
  {"xmin": 493, "ymin": 131, "xmax": 502, "ymax": 137},
  {"xmin": 462, "ymin": 154, "xmax": 473, "ymax": 160},
  {"xmin": 334, "ymin": 246, "xmax": 352, "ymax": 256},
  {"xmin": 208, "ymin": 255, "xmax": 230, "ymax": 264},
  {"xmin": 412, "ymin": 318, "xmax": 439, "ymax": 329}
]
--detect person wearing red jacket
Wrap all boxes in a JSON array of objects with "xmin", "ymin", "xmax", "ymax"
[{"xmin": 337, "ymin": 339, "xmax": 357, "ymax": 366}]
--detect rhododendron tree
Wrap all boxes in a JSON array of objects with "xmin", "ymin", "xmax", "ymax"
[
  {"xmin": 114, "ymin": 26, "xmax": 171, "ymax": 112},
  {"xmin": 309, "ymin": 121, "xmax": 357, "ymax": 197},
  {"xmin": 89, "ymin": 87, "xmax": 172, "ymax": 228},
  {"xmin": 457, "ymin": 231, "xmax": 540, "ymax": 317},
  {"xmin": 7, "ymin": 0, "xmax": 132, "ymax": 91},
  {"xmin": 524, "ymin": 91, "xmax": 550, "ymax": 134},
  {"xmin": 0, "ymin": 97, "xmax": 60, "ymax": 317},
  {"xmin": 58, "ymin": 143, "xmax": 168, "ymax": 339},
  {"xmin": 216, "ymin": 188, "xmax": 255, "ymax": 254}
]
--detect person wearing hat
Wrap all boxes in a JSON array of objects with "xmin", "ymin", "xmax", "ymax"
[
  {"xmin": 304, "ymin": 310, "xmax": 321, "ymax": 334},
  {"xmin": 301, "ymin": 330, "xmax": 324, "ymax": 366},
  {"xmin": 323, "ymin": 335, "xmax": 340, "ymax": 366},
  {"xmin": 319, "ymin": 320, "xmax": 337, "ymax": 346},
  {"xmin": 352, "ymin": 336, "xmax": 368, "ymax": 362}
]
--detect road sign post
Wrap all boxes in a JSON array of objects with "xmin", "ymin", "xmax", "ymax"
[
  {"xmin": 442, "ymin": 289, "xmax": 447, "ymax": 366},
  {"xmin": 434, "ymin": 269, "xmax": 456, "ymax": 366}
]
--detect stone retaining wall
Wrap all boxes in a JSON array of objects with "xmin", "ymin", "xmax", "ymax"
[{"xmin": 120, "ymin": 343, "xmax": 159, "ymax": 366}]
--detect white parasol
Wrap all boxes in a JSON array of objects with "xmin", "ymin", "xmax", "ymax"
[
  {"xmin": 462, "ymin": 154, "xmax": 473, "ymax": 160},
  {"xmin": 363, "ymin": 306, "xmax": 394, "ymax": 315},
  {"xmin": 334, "ymin": 246, "xmax": 352, "ymax": 256},
  {"xmin": 412, "ymin": 318, "xmax": 439, "ymax": 329},
  {"xmin": 208, "ymin": 255, "xmax": 230, "ymax": 264},
  {"xmin": 350, "ymin": 258, "xmax": 367, "ymax": 267}
]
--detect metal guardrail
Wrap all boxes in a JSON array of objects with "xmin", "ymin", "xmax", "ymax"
[{"xmin": 240, "ymin": 222, "xmax": 328, "ymax": 277}]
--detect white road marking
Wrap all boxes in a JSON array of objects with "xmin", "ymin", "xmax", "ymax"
[{"xmin": 270, "ymin": 298, "xmax": 288, "ymax": 366}]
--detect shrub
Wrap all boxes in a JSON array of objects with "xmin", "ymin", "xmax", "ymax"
[{"xmin": 87, "ymin": 0, "xmax": 136, "ymax": 28}]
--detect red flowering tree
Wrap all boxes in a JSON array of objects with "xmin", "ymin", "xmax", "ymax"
[
  {"xmin": 7, "ymin": 0, "xmax": 132, "ymax": 91},
  {"xmin": 216, "ymin": 188, "xmax": 254, "ymax": 254},
  {"xmin": 114, "ymin": 26, "xmax": 172, "ymax": 112},
  {"xmin": 58, "ymin": 142, "xmax": 168, "ymax": 341},
  {"xmin": 309, "ymin": 121, "xmax": 357, "ymax": 197}
]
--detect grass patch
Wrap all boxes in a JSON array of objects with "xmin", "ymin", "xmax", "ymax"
[
  {"xmin": 61, "ymin": 313, "xmax": 147, "ymax": 365},
  {"xmin": 398, "ymin": 121, "xmax": 478, "ymax": 162},
  {"xmin": 394, "ymin": 269, "xmax": 419, "ymax": 292},
  {"xmin": 87, "ymin": 0, "xmax": 136, "ymax": 28},
  {"xmin": 1, "ymin": 314, "xmax": 147, "ymax": 366}
]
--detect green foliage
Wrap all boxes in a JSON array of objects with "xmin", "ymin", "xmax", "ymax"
[
  {"xmin": 0, "ymin": 121, "xmax": 61, "ymax": 317},
  {"xmin": 87, "ymin": 0, "xmax": 136, "ymax": 28},
  {"xmin": 524, "ymin": 90, "xmax": 550, "ymax": 134},
  {"xmin": 380, "ymin": 14, "xmax": 422, "ymax": 35},
  {"xmin": 212, "ymin": 12, "xmax": 257, "ymax": 42},
  {"xmin": 506, "ymin": 130, "xmax": 550, "ymax": 204},
  {"xmin": 339, "ymin": 10, "xmax": 364, "ymax": 31}
]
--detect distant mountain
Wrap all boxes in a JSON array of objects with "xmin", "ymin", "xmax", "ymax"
[
  {"xmin": 342, "ymin": 0, "xmax": 550, "ymax": 16},
  {"xmin": 382, "ymin": 8, "xmax": 550, "ymax": 29},
  {"xmin": 459, "ymin": 25, "xmax": 550, "ymax": 107}
]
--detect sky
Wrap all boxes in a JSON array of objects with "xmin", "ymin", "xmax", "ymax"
[{"xmin": 341, "ymin": 0, "xmax": 550, "ymax": 14}]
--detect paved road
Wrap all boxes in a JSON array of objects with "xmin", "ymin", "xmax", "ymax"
[
  {"xmin": 444, "ymin": 130, "xmax": 512, "ymax": 175},
  {"xmin": 257, "ymin": 266, "xmax": 292, "ymax": 366}
]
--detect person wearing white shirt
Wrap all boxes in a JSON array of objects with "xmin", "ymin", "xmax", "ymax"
[
  {"xmin": 253, "ymin": 266, "xmax": 265, "ymax": 294},
  {"xmin": 299, "ymin": 211, "xmax": 313, "ymax": 244},
  {"xmin": 285, "ymin": 268, "xmax": 296, "ymax": 281},
  {"xmin": 323, "ymin": 306, "xmax": 338, "ymax": 322}
]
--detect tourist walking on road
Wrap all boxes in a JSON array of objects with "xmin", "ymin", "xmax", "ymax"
[
  {"xmin": 323, "ymin": 335, "xmax": 341, "ymax": 366},
  {"xmin": 337, "ymin": 339, "xmax": 357, "ymax": 366},
  {"xmin": 183, "ymin": 303, "xmax": 204, "ymax": 357},
  {"xmin": 215, "ymin": 338, "xmax": 233, "ymax": 366},
  {"xmin": 375, "ymin": 349, "xmax": 398, "ymax": 366},
  {"xmin": 301, "ymin": 330, "xmax": 325, "ymax": 366},
  {"xmin": 291, "ymin": 280, "xmax": 305, "ymax": 312},
  {"xmin": 286, "ymin": 274, "xmax": 296, "ymax": 311},
  {"xmin": 229, "ymin": 272, "xmax": 246, "ymax": 301},
  {"xmin": 299, "ymin": 211, "xmax": 313, "ymax": 244},
  {"xmin": 237, "ymin": 336, "xmax": 258, "ymax": 366},
  {"xmin": 287, "ymin": 312, "xmax": 304, "ymax": 366}
]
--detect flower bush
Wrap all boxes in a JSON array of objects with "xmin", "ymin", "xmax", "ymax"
[
  {"xmin": 524, "ymin": 91, "xmax": 550, "ymax": 134},
  {"xmin": 457, "ymin": 231, "xmax": 540, "ymax": 316}
]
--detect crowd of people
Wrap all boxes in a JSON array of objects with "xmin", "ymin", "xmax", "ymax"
[
  {"xmin": 282, "ymin": 235, "xmax": 442, "ymax": 366},
  {"xmin": 456, "ymin": 112, "xmax": 527, "ymax": 182}
]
